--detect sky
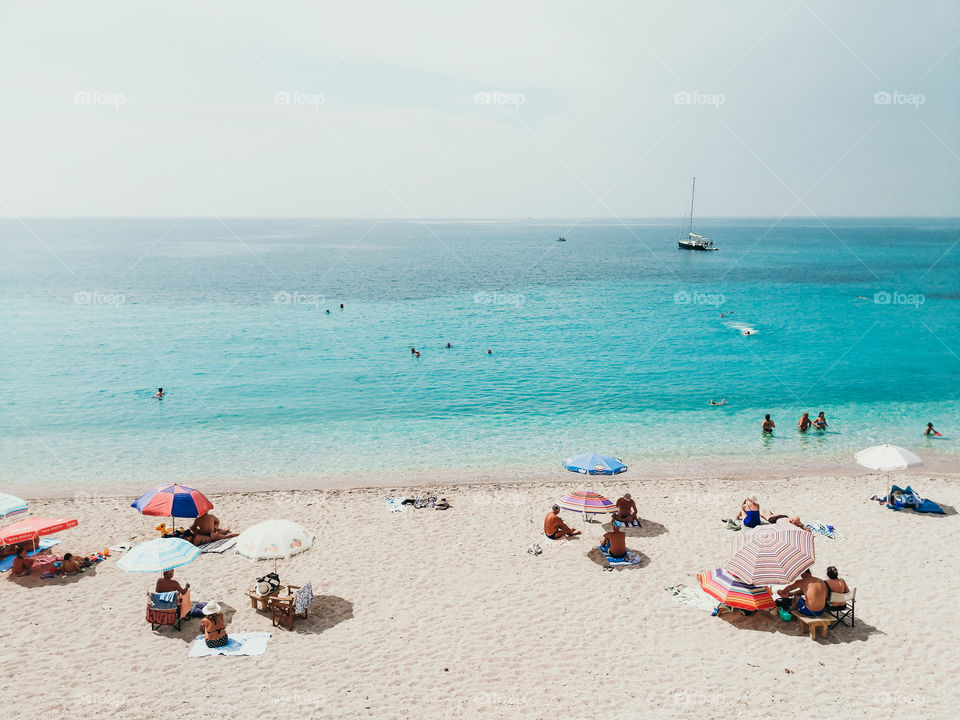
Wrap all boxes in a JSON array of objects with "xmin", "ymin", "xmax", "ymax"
[{"xmin": 0, "ymin": 1, "xmax": 958, "ymax": 218}]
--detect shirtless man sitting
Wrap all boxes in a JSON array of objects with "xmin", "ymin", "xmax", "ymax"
[
  {"xmin": 600, "ymin": 521, "xmax": 628, "ymax": 558},
  {"xmin": 188, "ymin": 513, "xmax": 238, "ymax": 546},
  {"xmin": 778, "ymin": 569, "xmax": 828, "ymax": 616},
  {"xmin": 156, "ymin": 569, "xmax": 190, "ymax": 594},
  {"xmin": 544, "ymin": 505, "xmax": 580, "ymax": 539},
  {"xmin": 613, "ymin": 493, "xmax": 637, "ymax": 524}
]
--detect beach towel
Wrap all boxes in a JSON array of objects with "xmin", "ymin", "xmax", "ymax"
[
  {"xmin": 386, "ymin": 497, "xmax": 406, "ymax": 513},
  {"xmin": 199, "ymin": 537, "xmax": 237, "ymax": 554},
  {"xmin": 294, "ymin": 583, "xmax": 314, "ymax": 616},
  {"xmin": 619, "ymin": 518, "xmax": 642, "ymax": 528},
  {"xmin": 598, "ymin": 545, "xmax": 642, "ymax": 566},
  {"xmin": 804, "ymin": 522, "xmax": 838, "ymax": 539},
  {"xmin": 414, "ymin": 496, "xmax": 437, "ymax": 509},
  {"xmin": 664, "ymin": 584, "xmax": 720, "ymax": 614},
  {"xmin": 188, "ymin": 632, "xmax": 271, "ymax": 658},
  {"xmin": 150, "ymin": 591, "xmax": 178, "ymax": 610},
  {"xmin": 887, "ymin": 485, "xmax": 945, "ymax": 514},
  {"xmin": 0, "ymin": 538, "xmax": 61, "ymax": 572}
]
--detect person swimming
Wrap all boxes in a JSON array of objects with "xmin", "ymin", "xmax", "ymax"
[
  {"xmin": 926, "ymin": 422, "xmax": 942, "ymax": 436},
  {"xmin": 709, "ymin": 398, "xmax": 727, "ymax": 406},
  {"xmin": 486, "ymin": 349, "xmax": 492, "ymax": 355},
  {"xmin": 445, "ymin": 342, "xmax": 451, "ymax": 349},
  {"xmin": 154, "ymin": 387, "xmax": 164, "ymax": 398}
]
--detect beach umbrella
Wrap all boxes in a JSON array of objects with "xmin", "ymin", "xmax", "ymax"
[
  {"xmin": 0, "ymin": 517, "xmax": 78, "ymax": 551},
  {"xmin": 235, "ymin": 519, "xmax": 314, "ymax": 564},
  {"xmin": 0, "ymin": 493, "xmax": 28, "ymax": 519},
  {"xmin": 117, "ymin": 537, "xmax": 200, "ymax": 573},
  {"xmin": 562, "ymin": 453, "xmax": 628, "ymax": 475},
  {"xmin": 131, "ymin": 484, "xmax": 214, "ymax": 523},
  {"xmin": 557, "ymin": 490, "xmax": 617, "ymax": 526},
  {"xmin": 697, "ymin": 568, "xmax": 776, "ymax": 611},
  {"xmin": 726, "ymin": 524, "xmax": 815, "ymax": 586},
  {"xmin": 855, "ymin": 444, "xmax": 922, "ymax": 472}
]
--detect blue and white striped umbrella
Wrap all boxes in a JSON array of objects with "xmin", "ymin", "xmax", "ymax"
[
  {"xmin": 117, "ymin": 537, "xmax": 200, "ymax": 573},
  {"xmin": 562, "ymin": 453, "xmax": 628, "ymax": 475},
  {"xmin": 0, "ymin": 493, "xmax": 28, "ymax": 519}
]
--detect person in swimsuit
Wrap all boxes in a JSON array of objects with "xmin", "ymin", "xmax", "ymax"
[
  {"xmin": 188, "ymin": 513, "xmax": 238, "ymax": 546},
  {"xmin": 156, "ymin": 569, "xmax": 190, "ymax": 594},
  {"xmin": 736, "ymin": 497, "xmax": 761, "ymax": 528},
  {"xmin": 761, "ymin": 414, "xmax": 775, "ymax": 433},
  {"xmin": 600, "ymin": 521, "xmax": 627, "ymax": 558},
  {"xmin": 813, "ymin": 412, "xmax": 827, "ymax": 429},
  {"xmin": 926, "ymin": 422, "xmax": 942, "ymax": 436},
  {"xmin": 825, "ymin": 566, "xmax": 849, "ymax": 608},
  {"xmin": 798, "ymin": 412, "xmax": 812, "ymax": 432},
  {"xmin": 201, "ymin": 602, "xmax": 228, "ymax": 648},
  {"xmin": 613, "ymin": 494, "xmax": 637, "ymax": 524},
  {"xmin": 11, "ymin": 547, "xmax": 35, "ymax": 576},
  {"xmin": 709, "ymin": 398, "xmax": 727, "ymax": 406},
  {"xmin": 543, "ymin": 505, "xmax": 580, "ymax": 539},
  {"xmin": 154, "ymin": 387, "xmax": 164, "ymax": 398},
  {"xmin": 778, "ymin": 569, "xmax": 828, "ymax": 616}
]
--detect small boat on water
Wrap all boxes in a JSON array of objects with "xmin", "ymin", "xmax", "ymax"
[{"xmin": 677, "ymin": 177, "xmax": 717, "ymax": 251}]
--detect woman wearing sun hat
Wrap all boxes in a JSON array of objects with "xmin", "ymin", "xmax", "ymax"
[{"xmin": 201, "ymin": 602, "xmax": 228, "ymax": 648}]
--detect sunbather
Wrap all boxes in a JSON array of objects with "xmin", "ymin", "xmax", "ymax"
[
  {"xmin": 600, "ymin": 521, "xmax": 627, "ymax": 558},
  {"xmin": 613, "ymin": 494, "xmax": 637, "ymax": 524},
  {"xmin": 11, "ymin": 547, "xmax": 34, "ymax": 576},
  {"xmin": 156, "ymin": 569, "xmax": 190, "ymax": 594},
  {"xmin": 189, "ymin": 513, "xmax": 238, "ymax": 546},
  {"xmin": 544, "ymin": 505, "xmax": 580, "ymax": 539},
  {"xmin": 825, "ymin": 566, "xmax": 849, "ymax": 607},
  {"xmin": 761, "ymin": 512, "xmax": 810, "ymax": 531},
  {"xmin": 736, "ymin": 497, "xmax": 761, "ymax": 528},
  {"xmin": 777, "ymin": 569, "xmax": 828, "ymax": 616},
  {"xmin": 58, "ymin": 553, "xmax": 88, "ymax": 574},
  {"xmin": 201, "ymin": 601, "xmax": 228, "ymax": 648}
]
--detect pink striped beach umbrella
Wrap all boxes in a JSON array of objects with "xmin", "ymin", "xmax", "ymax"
[
  {"xmin": 697, "ymin": 568, "xmax": 776, "ymax": 611},
  {"xmin": 726, "ymin": 524, "xmax": 816, "ymax": 586},
  {"xmin": 557, "ymin": 490, "xmax": 616, "ymax": 516}
]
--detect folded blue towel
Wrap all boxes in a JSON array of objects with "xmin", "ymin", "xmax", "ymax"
[{"xmin": 150, "ymin": 591, "xmax": 178, "ymax": 610}]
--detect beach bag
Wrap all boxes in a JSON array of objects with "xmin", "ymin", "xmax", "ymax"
[{"xmin": 255, "ymin": 572, "xmax": 281, "ymax": 596}]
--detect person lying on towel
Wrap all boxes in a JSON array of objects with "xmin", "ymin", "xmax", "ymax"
[
  {"xmin": 188, "ymin": 513, "xmax": 239, "ymax": 546},
  {"xmin": 544, "ymin": 505, "xmax": 581, "ymax": 539},
  {"xmin": 777, "ymin": 569, "xmax": 828, "ymax": 616},
  {"xmin": 600, "ymin": 521, "xmax": 628, "ymax": 559},
  {"xmin": 613, "ymin": 494, "xmax": 637, "ymax": 524}
]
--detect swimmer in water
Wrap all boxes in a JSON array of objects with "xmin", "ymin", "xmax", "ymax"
[
  {"xmin": 926, "ymin": 422, "xmax": 942, "ymax": 437},
  {"xmin": 154, "ymin": 388, "xmax": 164, "ymax": 398},
  {"xmin": 813, "ymin": 412, "xmax": 827, "ymax": 429},
  {"xmin": 411, "ymin": 347, "xmax": 416, "ymax": 354},
  {"xmin": 486, "ymin": 349, "xmax": 492, "ymax": 355},
  {"xmin": 709, "ymin": 398, "xmax": 727, "ymax": 406},
  {"xmin": 798, "ymin": 412, "xmax": 812, "ymax": 432},
  {"xmin": 761, "ymin": 414, "xmax": 775, "ymax": 433},
  {"xmin": 743, "ymin": 330, "xmax": 752, "ymax": 336},
  {"xmin": 445, "ymin": 342, "xmax": 451, "ymax": 349},
  {"xmin": 339, "ymin": 303, "xmax": 344, "ymax": 309},
  {"xmin": 414, "ymin": 351, "xmax": 421, "ymax": 358}
]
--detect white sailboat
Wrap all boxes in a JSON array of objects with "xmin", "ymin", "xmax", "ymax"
[{"xmin": 677, "ymin": 177, "xmax": 717, "ymax": 251}]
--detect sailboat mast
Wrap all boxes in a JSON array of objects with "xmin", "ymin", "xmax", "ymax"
[{"xmin": 687, "ymin": 176, "xmax": 696, "ymax": 234}]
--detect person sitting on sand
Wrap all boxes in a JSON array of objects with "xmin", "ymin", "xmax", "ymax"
[
  {"xmin": 825, "ymin": 566, "xmax": 849, "ymax": 608},
  {"xmin": 926, "ymin": 422, "xmax": 942, "ymax": 436},
  {"xmin": 188, "ymin": 513, "xmax": 238, "ymax": 546},
  {"xmin": 798, "ymin": 412, "xmax": 812, "ymax": 432},
  {"xmin": 761, "ymin": 414, "xmax": 775, "ymax": 433},
  {"xmin": 201, "ymin": 601, "xmax": 228, "ymax": 648},
  {"xmin": 156, "ymin": 569, "xmax": 190, "ymax": 594},
  {"xmin": 736, "ymin": 497, "xmax": 761, "ymax": 528},
  {"xmin": 544, "ymin": 504, "xmax": 580, "ymax": 539},
  {"xmin": 778, "ymin": 569, "xmax": 828, "ymax": 616},
  {"xmin": 613, "ymin": 493, "xmax": 637, "ymax": 524},
  {"xmin": 601, "ymin": 521, "xmax": 628, "ymax": 558},
  {"xmin": 12, "ymin": 547, "xmax": 35, "ymax": 576},
  {"xmin": 58, "ymin": 552, "xmax": 87, "ymax": 574},
  {"xmin": 813, "ymin": 412, "xmax": 827, "ymax": 429}
]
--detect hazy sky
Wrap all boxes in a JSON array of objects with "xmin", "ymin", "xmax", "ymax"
[{"xmin": 1, "ymin": 1, "xmax": 958, "ymax": 218}]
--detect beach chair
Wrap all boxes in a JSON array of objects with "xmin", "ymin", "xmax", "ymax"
[
  {"xmin": 825, "ymin": 588, "xmax": 856, "ymax": 629},
  {"xmin": 268, "ymin": 583, "xmax": 314, "ymax": 630},
  {"xmin": 146, "ymin": 589, "xmax": 191, "ymax": 631}
]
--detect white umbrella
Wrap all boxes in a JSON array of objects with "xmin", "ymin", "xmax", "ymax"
[
  {"xmin": 235, "ymin": 519, "xmax": 314, "ymax": 563},
  {"xmin": 855, "ymin": 444, "xmax": 922, "ymax": 471}
]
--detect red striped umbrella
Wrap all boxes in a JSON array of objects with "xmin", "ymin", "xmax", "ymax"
[
  {"xmin": 558, "ymin": 490, "xmax": 616, "ymax": 515},
  {"xmin": 131, "ymin": 484, "xmax": 213, "ymax": 519},
  {"xmin": 726, "ymin": 524, "xmax": 815, "ymax": 585},
  {"xmin": 0, "ymin": 518, "xmax": 78, "ymax": 546},
  {"xmin": 697, "ymin": 568, "xmax": 776, "ymax": 610}
]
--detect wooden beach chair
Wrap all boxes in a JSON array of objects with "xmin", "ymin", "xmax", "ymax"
[{"xmin": 268, "ymin": 583, "xmax": 314, "ymax": 630}]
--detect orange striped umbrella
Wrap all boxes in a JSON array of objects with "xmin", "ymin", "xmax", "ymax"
[
  {"xmin": 697, "ymin": 568, "xmax": 776, "ymax": 611},
  {"xmin": 558, "ymin": 490, "xmax": 616, "ymax": 515}
]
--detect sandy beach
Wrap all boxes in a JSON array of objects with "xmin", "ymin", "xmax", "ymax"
[{"xmin": 3, "ymin": 471, "xmax": 958, "ymax": 720}]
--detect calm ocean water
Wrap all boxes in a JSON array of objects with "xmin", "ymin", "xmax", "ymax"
[{"xmin": 1, "ymin": 218, "xmax": 958, "ymax": 493}]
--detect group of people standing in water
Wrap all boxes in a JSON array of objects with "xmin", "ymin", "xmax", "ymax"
[{"xmin": 760, "ymin": 411, "xmax": 828, "ymax": 434}]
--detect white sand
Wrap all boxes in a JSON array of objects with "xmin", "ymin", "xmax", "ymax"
[{"xmin": 3, "ymin": 472, "xmax": 959, "ymax": 719}]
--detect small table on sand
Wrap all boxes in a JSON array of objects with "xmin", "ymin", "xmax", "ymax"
[{"xmin": 246, "ymin": 588, "xmax": 279, "ymax": 611}]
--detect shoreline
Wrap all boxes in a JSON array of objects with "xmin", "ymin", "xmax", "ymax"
[{"xmin": 17, "ymin": 453, "xmax": 959, "ymax": 500}]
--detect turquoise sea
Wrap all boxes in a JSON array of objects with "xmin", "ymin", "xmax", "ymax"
[{"xmin": 1, "ymin": 218, "xmax": 958, "ymax": 493}]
